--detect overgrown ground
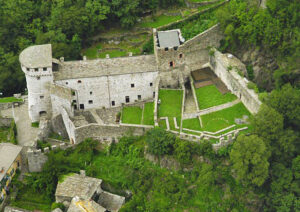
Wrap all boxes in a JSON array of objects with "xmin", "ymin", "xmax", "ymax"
[
  {"xmin": 9, "ymin": 136, "xmax": 251, "ymax": 211},
  {"xmin": 0, "ymin": 127, "xmax": 10, "ymax": 142},
  {"xmin": 158, "ymin": 89, "xmax": 183, "ymax": 131},
  {"xmin": 196, "ymin": 84, "xmax": 237, "ymax": 109}
]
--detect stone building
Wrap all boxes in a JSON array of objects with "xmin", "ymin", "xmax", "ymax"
[{"xmin": 0, "ymin": 143, "xmax": 22, "ymax": 207}]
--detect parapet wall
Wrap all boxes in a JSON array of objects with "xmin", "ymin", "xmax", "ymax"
[{"xmin": 210, "ymin": 50, "xmax": 262, "ymax": 113}]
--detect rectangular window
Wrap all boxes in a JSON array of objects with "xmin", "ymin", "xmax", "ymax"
[
  {"xmin": 43, "ymin": 68, "xmax": 47, "ymax": 71},
  {"xmin": 174, "ymin": 46, "xmax": 178, "ymax": 50},
  {"xmin": 179, "ymin": 53, "xmax": 183, "ymax": 58},
  {"xmin": 40, "ymin": 96, "xmax": 44, "ymax": 99},
  {"xmin": 74, "ymin": 105, "xmax": 77, "ymax": 110},
  {"xmin": 26, "ymin": 68, "xmax": 30, "ymax": 71},
  {"xmin": 169, "ymin": 61, "xmax": 174, "ymax": 67},
  {"xmin": 35, "ymin": 68, "xmax": 38, "ymax": 72},
  {"xmin": 72, "ymin": 91, "xmax": 76, "ymax": 96},
  {"xmin": 153, "ymin": 92, "xmax": 155, "ymax": 98},
  {"xmin": 80, "ymin": 104, "xmax": 84, "ymax": 109},
  {"xmin": 125, "ymin": 96, "xmax": 130, "ymax": 103},
  {"xmin": 37, "ymin": 77, "xmax": 40, "ymax": 80},
  {"xmin": 131, "ymin": 83, "xmax": 135, "ymax": 88},
  {"xmin": 165, "ymin": 47, "xmax": 168, "ymax": 51},
  {"xmin": 138, "ymin": 95, "xmax": 141, "ymax": 100},
  {"xmin": 150, "ymin": 82, "xmax": 153, "ymax": 87},
  {"xmin": 78, "ymin": 80, "xmax": 82, "ymax": 83},
  {"xmin": 112, "ymin": 101, "xmax": 115, "ymax": 106},
  {"xmin": 73, "ymin": 100, "xmax": 76, "ymax": 103},
  {"xmin": 90, "ymin": 91, "xmax": 93, "ymax": 95},
  {"xmin": 88, "ymin": 100, "xmax": 93, "ymax": 104}
]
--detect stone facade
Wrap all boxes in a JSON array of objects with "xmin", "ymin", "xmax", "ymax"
[
  {"xmin": 0, "ymin": 117, "xmax": 13, "ymax": 127},
  {"xmin": 27, "ymin": 149, "xmax": 48, "ymax": 172},
  {"xmin": 210, "ymin": 50, "xmax": 262, "ymax": 113}
]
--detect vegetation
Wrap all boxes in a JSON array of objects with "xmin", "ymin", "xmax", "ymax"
[
  {"xmin": 0, "ymin": 120, "xmax": 17, "ymax": 144},
  {"xmin": 122, "ymin": 106, "xmax": 143, "ymax": 124},
  {"xmin": 200, "ymin": 102, "xmax": 251, "ymax": 132},
  {"xmin": 0, "ymin": 127, "xmax": 10, "ymax": 143},
  {"xmin": 182, "ymin": 118, "xmax": 201, "ymax": 131},
  {"xmin": 31, "ymin": 122, "xmax": 39, "ymax": 128},
  {"xmin": 0, "ymin": 97, "xmax": 22, "ymax": 103},
  {"xmin": 195, "ymin": 84, "xmax": 237, "ymax": 109},
  {"xmin": 217, "ymin": 0, "xmax": 299, "ymax": 89},
  {"xmin": 142, "ymin": 102, "xmax": 154, "ymax": 125},
  {"xmin": 138, "ymin": 15, "xmax": 182, "ymax": 28}
]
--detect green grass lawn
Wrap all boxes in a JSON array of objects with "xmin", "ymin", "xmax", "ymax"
[
  {"xmin": 138, "ymin": 15, "xmax": 182, "ymax": 28},
  {"xmin": 159, "ymin": 119, "xmax": 167, "ymax": 129},
  {"xmin": 196, "ymin": 85, "xmax": 237, "ymax": 109},
  {"xmin": 0, "ymin": 127, "xmax": 9, "ymax": 143},
  {"xmin": 182, "ymin": 118, "xmax": 201, "ymax": 131},
  {"xmin": 0, "ymin": 97, "xmax": 22, "ymax": 103},
  {"xmin": 10, "ymin": 186, "xmax": 52, "ymax": 212},
  {"xmin": 200, "ymin": 103, "xmax": 251, "ymax": 132},
  {"xmin": 122, "ymin": 106, "xmax": 143, "ymax": 124},
  {"xmin": 143, "ymin": 102, "xmax": 154, "ymax": 125},
  {"xmin": 158, "ymin": 89, "xmax": 183, "ymax": 131}
]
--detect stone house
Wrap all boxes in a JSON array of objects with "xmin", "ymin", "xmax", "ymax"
[{"xmin": 0, "ymin": 143, "xmax": 22, "ymax": 207}]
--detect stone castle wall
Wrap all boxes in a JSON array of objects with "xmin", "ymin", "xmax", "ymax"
[
  {"xmin": 154, "ymin": 24, "xmax": 223, "ymax": 87},
  {"xmin": 210, "ymin": 50, "xmax": 262, "ymax": 113}
]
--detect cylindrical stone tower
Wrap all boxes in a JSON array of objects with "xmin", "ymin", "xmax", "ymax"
[{"xmin": 19, "ymin": 44, "xmax": 53, "ymax": 122}]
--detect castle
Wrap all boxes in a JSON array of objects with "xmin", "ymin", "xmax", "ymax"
[{"xmin": 19, "ymin": 25, "xmax": 261, "ymax": 144}]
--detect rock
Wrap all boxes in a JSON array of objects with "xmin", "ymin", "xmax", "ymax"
[
  {"xmin": 250, "ymin": 48, "xmax": 260, "ymax": 61},
  {"xmin": 160, "ymin": 155, "xmax": 181, "ymax": 171},
  {"xmin": 242, "ymin": 51, "xmax": 251, "ymax": 63}
]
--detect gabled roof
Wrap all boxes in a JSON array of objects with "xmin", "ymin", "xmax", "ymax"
[
  {"xmin": 19, "ymin": 44, "xmax": 52, "ymax": 68},
  {"xmin": 0, "ymin": 143, "xmax": 22, "ymax": 181}
]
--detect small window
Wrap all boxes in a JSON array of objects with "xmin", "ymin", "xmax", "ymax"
[
  {"xmin": 26, "ymin": 68, "xmax": 30, "ymax": 71},
  {"xmin": 131, "ymin": 83, "xmax": 135, "ymax": 88},
  {"xmin": 35, "ymin": 68, "xmax": 38, "ymax": 72},
  {"xmin": 72, "ymin": 91, "xmax": 76, "ymax": 96},
  {"xmin": 90, "ymin": 91, "xmax": 92, "ymax": 95},
  {"xmin": 169, "ymin": 61, "xmax": 174, "ymax": 67},
  {"xmin": 150, "ymin": 82, "xmax": 153, "ymax": 87},
  {"xmin": 125, "ymin": 96, "xmax": 130, "ymax": 103},
  {"xmin": 165, "ymin": 47, "xmax": 168, "ymax": 51},
  {"xmin": 40, "ymin": 96, "xmax": 44, "ymax": 99},
  {"xmin": 37, "ymin": 76, "xmax": 40, "ymax": 80},
  {"xmin": 174, "ymin": 46, "xmax": 178, "ymax": 50},
  {"xmin": 80, "ymin": 104, "xmax": 84, "ymax": 109},
  {"xmin": 43, "ymin": 68, "xmax": 47, "ymax": 71},
  {"xmin": 72, "ymin": 100, "xmax": 76, "ymax": 103},
  {"xmin": 138, "ymin": 95, "xmax": 141, "ymax": 100},
  {"xmin": 153, "ymin": 92, "xmax": 155, "ymax": 98},
  {"xmin": 78, "ymin": 80, "xmax": 82, "ymax": 83},
  {"xmin": 66, "ymin": 82, "xmax": 68, "ymax": 85},
  {"xmin": 112, "ymin": 101, "xmax": 115, "ymax": 106},
  {"xmin": 74, "ymin": 105, "xmax": 77, "ymax": 110},
  {"xmin": 88, "ymin": 100, "xmax": 93, "ymax": 104},
  {"xmin": 179, "ymin": 53, "xmax": 183, "ymax": 58}
]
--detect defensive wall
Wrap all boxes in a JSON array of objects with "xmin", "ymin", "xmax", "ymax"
[{"xmin": 210, "ymin": 50, "xmax": 262, "ymax": 113}]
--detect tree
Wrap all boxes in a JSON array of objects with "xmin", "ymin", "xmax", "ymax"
[
  {"xmin": 251, "ymin": 104, "xmax": 284, "ymax": 143},
  {"xmin": 146, "ymin": 128, "xmax": 175, "ymax": 156},
  {"xmin": 174, "ymin": 139, "xmax": 193, "ymax": 165},
  {"xmin": 230, "ymin": 134, "xmax": 270, "ymax": 186}
]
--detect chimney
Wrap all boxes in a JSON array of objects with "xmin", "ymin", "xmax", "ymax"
[
  {"xmin": 129, "ymin": 52, "xmax": 133, "ymax": 57},
  {"xmin": 83, "ymin": 56, "xmax": 87, "ymax": 61},
  {"xmin": 60, "ymin": 57, "xmax": 64, "ymax": 62},
  {"xmin": 106, "ymin": 54, "xmax": 110, "ymax": 59}
]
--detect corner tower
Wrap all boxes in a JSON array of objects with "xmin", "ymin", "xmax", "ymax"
[{"xmin": 19, "ymin": 44, "xmax": 53, "ymax": 122}]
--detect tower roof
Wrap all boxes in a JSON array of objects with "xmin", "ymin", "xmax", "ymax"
[
  {"xmin": 157, "ymin": 30, "xmax": 181, "ymax": 48},
  {"xmin": 19, "ymin": 44, "xmax": 52, "ymax": 68}
]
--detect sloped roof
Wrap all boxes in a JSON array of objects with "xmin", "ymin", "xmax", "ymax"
[
  {"xmin": 53, "ymin": 55, "xmax": 157, "ymax": 81},
  {"xmin": 0, "ymin": 143, "xmax": 22, "ymax": 181},
  {"xmin": 19, "ymin": 44, "xmax": 52, "ymax": 68}
]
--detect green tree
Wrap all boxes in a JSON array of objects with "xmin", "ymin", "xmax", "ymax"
[
  {"xmin": 230, "ymin": 134, "xmax": 270, "ymax": 186},
  {"xmin": 146, "ymin": 128, "xmax": 175, "ymax": 156}
]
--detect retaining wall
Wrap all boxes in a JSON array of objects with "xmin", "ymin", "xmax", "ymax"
[{"xmin": 0, "ymin": 117, "xmax": 13, "ymax": 127}]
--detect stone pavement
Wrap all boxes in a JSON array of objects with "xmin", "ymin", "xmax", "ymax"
[
  {"xmin": 0, "ymin": 97, "xmax": 38, "ymax": 147},
  {"xmin": 184, "ymin": 90, "xmax": 197, "ymax": 113}
]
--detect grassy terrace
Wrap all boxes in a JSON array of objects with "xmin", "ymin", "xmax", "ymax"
[
  {"xmin": 196, "ymin": 85, "xmax": 237, "ymax": 109},
  {"xmin": 121, "ymin": 106, "xmax": 143, "ymax": 124},
  {"xmin": 158, "ymin": 89, "xmax": 183, "ymax": 131},
  {"xmin": 0, "ymin": 97, "xmax": 22, "ymax": 103},
  {"xmin": 182, "ymin": 103, "xmax": 251, "ymax": 133},
  {"xmin": 138, "ymin": 15, "xmax": 182, "ymax": 28},
  {"xmin": 143, "ymin": 102, "xmax": 154, "ymax": 125}
]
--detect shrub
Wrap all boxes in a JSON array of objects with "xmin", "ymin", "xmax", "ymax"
[
  {"xmin": 146, "ymin": 128, "xmax": 175, "ymax": 156},
  {"xmin": 246, "ymin": 64, "xmax": 254, "ymax": 80},
  {"xmin": 9, "ymin": 120, "xmax": 17, "ymax": 144},
  {"xmin": 31, "ymin": 122, "xmax": 39, "ymax": 128},
  {"xmin": 174, "ymin": 139, "xmax": 193, "ymax": 165},
  {"xmin": 247, "ymin": 82, "xmax": 259, "ymax": 93},
  {"xmin": 51, "ymin": 202, "xmax": 65, "ymax": 211}
]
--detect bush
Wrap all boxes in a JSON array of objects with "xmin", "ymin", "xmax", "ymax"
[
  {"xmin": 246, "ymin": 65, "xmax": 254, "ymax": 80},
  {"xmin": 146, "ymin": 128, "xmax": 175, "ymax": 156},
  {"xmin": 174, "ymin": 139, "xmax": 193, "ymax": 165},
  {"xmin": 31, "ymin": 122, "xmax": 39, "ymax": 128},
  {"xmin": 51, "ymin": 202, "xmax": 65, "ymax": 211},
  {"xmin": 142, "ymin": 37, "xmax": 154, "ymax": 54},
  {"xmin": 247, "ymin": 81, "xmax": 259, "ymax": 93},
  {"xmin": 9, "ymin": 120, "xmax": 17, "ymax": 144}
]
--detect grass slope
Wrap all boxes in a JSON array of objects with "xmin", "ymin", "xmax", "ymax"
[
  {"xmin": 139, "ymin": 15, "xmax": 182, "ymax": 28},
  {"xmin": 196, "ymin": 85, "xmax": 237, "ymax": 109},
  {"xmin": 122, "ymin": 106, "xmax": 143, "ymax": 124},
  {"xmin": 0, "ymin": 97, "xmax": 22, "ymax": 103},
  {"xmin": 0, "ymin": 127, "xmax": 9, "ymax": 143}
]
